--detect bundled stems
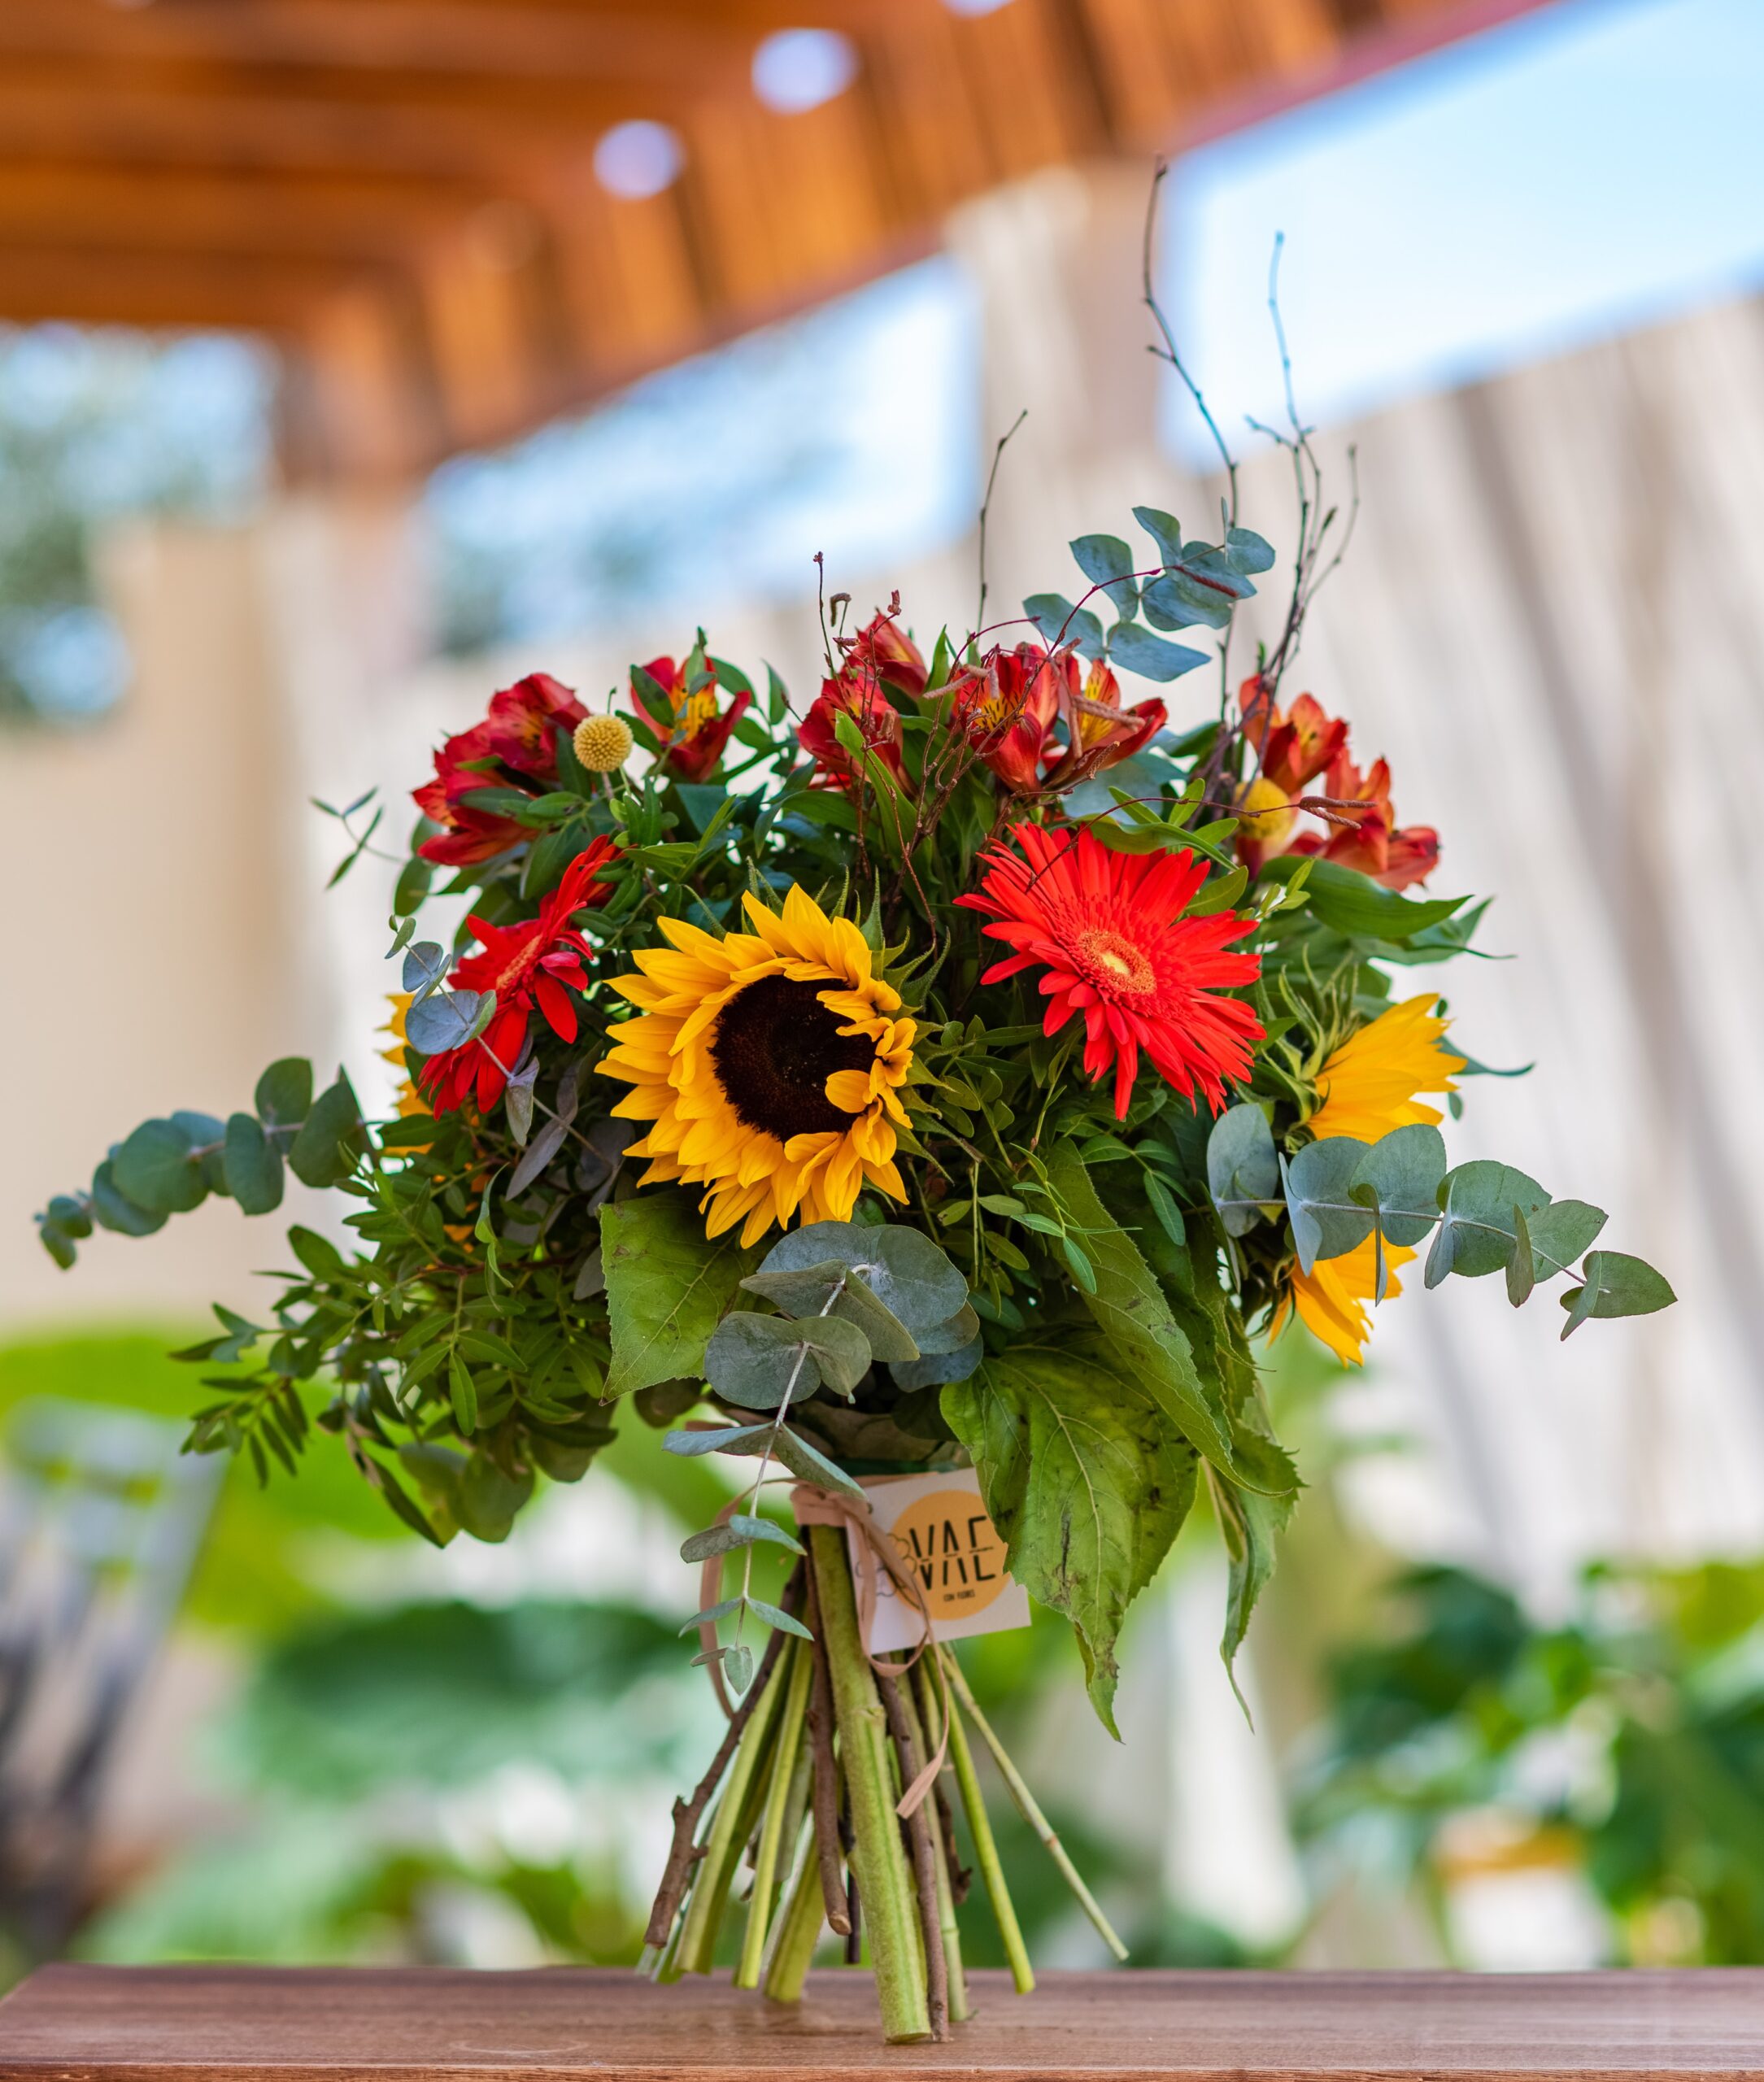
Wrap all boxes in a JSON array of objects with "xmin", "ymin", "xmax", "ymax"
[
  {"xmin": 939, "ymin": 1644, "xmax": 1130, "ymax": 1964},
  {"xmin": 735, "ymin": 1640, "xmax": 812, "ymax": 1988},
  {"xmin": 878, "ymin": 1667, "xmax": 949, "ymax": 2041},
  {"xmin": 808, "ymin": 1523, "xmax": 930, "ymax": 2043},
  {"xmin": 649, "ymin": 1513, "xmax": 1122, "ymax": 2036},
  {"xmin": 802, "ymin": 1572, "xmax": 852, "ymax": 1936},
  {"xmin": 939, "ymin": 1644, "xmax": 1034, "ymax": 1996},
  {"xmin": 641, "ymin": 1565, "xmax": 801, "ymax": 1957}
]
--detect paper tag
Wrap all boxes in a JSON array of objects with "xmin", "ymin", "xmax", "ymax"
[{"xmin": 847, "ymin": 1469, "xmax": 1030, "ymax": 1654}]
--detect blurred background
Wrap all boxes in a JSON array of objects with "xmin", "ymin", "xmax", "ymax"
[{"xmin": 4, "ymin": 0, "xmax": 1764, "ymax": 1988}]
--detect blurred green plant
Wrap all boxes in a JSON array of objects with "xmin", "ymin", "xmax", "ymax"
[{"xmin": 1297, "ymin": 1559, "xmax": 1764, "ymax": 1965}]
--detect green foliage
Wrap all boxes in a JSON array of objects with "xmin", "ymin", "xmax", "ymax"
[
  {"xmin": 599, "ymin": 1191, "xmax": 757, "ymax": 1398},
  {"xmin": 1302, "ymin": 1562, "xmax": 1764, "ymax": 1966},
  {"xmin": 944, "ymin": 1339, "xmax": 1198, "ymax": 1737}
]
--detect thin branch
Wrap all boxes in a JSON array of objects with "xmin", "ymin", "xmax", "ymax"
[
  {"xmin": 1142, "ymin": 159, "xmax": 1238, "ymax": 524},
  {"xmin": 976, "ymin": 407, "xmax": 1028, "ymax": 639}
]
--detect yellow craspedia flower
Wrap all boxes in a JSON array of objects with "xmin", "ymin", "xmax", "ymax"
[
  {"xmin": 1273, "ymin": 994, "xmax": 1466, "ymax": 1364},
  {"xmin": 596, "ymin": 886, "xmax": 914, "ymax": 1247},
  {"xmin": 1308, "ymin": 992, "xmax": 1466, "ymax": 1142},
  {"xmin": 573, "ymin": 712, "xmax": 634, "ymax": 773},
  {"xmin": 379, "ymin": 993, "xmax": 431, "ymax": 1122}
]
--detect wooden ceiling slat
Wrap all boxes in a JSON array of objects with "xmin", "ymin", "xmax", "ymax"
[
  {"xmin": 0, "ymin": 0, "xmax": 1545, "ymax": 481},
  {"xmin": 0, "ymin": 164, "xmax": 481, "ymax": 263}
]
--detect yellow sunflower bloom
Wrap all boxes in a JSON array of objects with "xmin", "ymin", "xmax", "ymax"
[
  {"xmin": 1271, "ymin": 1237, "xmax": 1416, "ymax": 1367},
  {"xmin": 379, "ymin": 993, "xmax": 432, "ymax": 1122},
  {"xmin": 596, "ymin": 886, "xmax": 914, "ymax": 1247},
  {"xmin": 1309, "ymin": 992, "xmax": 1466, "ymax": 1142},
  {"xmin": 1274, "ymin": 994, "xmax": 1466, "ymax": 1364}
]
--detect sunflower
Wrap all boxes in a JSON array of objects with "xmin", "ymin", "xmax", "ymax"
[
  {"xmin": 1309, "ymin": 993, "xmax": 1465, "ymax": 1141},
  {"xmin": 378, "ymin": 994, "xmax": 431, "ymax": 1121},
  {"xmin": 597, "ymin": 886, "xmax": 914, "ymax": 1246},
  {"xmin": 958, "ymin": 823, "xmax": 1263, "ymax": 1119},
  {"xmin": 1271, "ymin": 1236, "xmax": 1417, "ymax": 1368},
  {"xmin": 1273, "ymin": 994, "xmax": 1467, "ymax": 1364}
]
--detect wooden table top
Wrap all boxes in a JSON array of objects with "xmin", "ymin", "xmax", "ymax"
[{"xmin": 2, "ymin": 1966, "xmax": 1762, "ymax": 2081}]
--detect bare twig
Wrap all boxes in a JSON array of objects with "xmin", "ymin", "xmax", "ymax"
[
  {"xmin": 801, "ymin": 1562, "xmax": 853, "ymax": 1936},
  {"xmin": 641, "ymin": 1562, "xmax": 803, "ymax": 1952},
  {"xmin": 1143, "ymin": 159, "xmax": 1238, "ymax": 524},
  {"xmin": 976, "ymin": 408, "xmax": 1028, "ymax": 638}
]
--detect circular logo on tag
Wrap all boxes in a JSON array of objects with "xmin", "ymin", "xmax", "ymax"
[{"xmin": 886, "ymin": 1493, "xmax": 1010, "ymax": 1621}]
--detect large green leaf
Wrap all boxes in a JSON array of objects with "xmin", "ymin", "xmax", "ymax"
[
  {"xmin": 1048, "ymin": 1140, "xmax": 1239, "ymax": 1477},
  {"xmin": 943, "ymin": 1341, "xmax": 1198, "ymax": 1736},
  {"xmin": 1258, "ymin": 856, "xmax": 1466, "ymax": 943},
  {"xmin": 1560, "ymin": 1251, "xmax": 1676, "ymax": 1338},
  {"xmin": 113, "ymin": 1117, "xmax": 207, "ymax": 1215},
  {"xmin": 1209, "ymin": 1459, "xmax": 1296, "ymax": 1711},
  {"xmin": 599, "ymin": 1191, "xmax": 760, "ymax": 1397}
]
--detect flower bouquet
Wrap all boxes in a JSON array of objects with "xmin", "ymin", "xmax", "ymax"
[{"xmin": 37, "ymin": 250, "xmax": 1672, "ymax": 2044}]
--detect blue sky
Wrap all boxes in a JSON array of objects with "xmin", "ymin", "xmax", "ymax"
[{"xmin": 1163, "ymin": 0, "xmax": 1764, "ymax": 460}]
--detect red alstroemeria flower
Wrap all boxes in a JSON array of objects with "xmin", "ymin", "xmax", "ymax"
[
  {"xmin": 414, "ymin": 672, "xmax": 586, "ymax": 866},
  {"xmin": 843, "ymin": 608, "xmax": 927, "ymax": 697},
  {"xmin": 630, "ymin": 655, "xmax": 751, "ymax": 784},
  {"xmin": 798, "ymin": 663, "xmax": 906, "ymax": 789},
  {"xmin": 419, "ymin": 838, "xmax": 620, "ymax": 1116},
  {"xmin": 1290, "ymin": 746, "xmax": 1441, "ymax": 891},
  {"xmin": 948, "ymin": 642, "xmax": 1062, "ymax": 794},
  {"xmin": 959, "ymin": 823, "xmax": 1263, "ymax": 1119},
  {"xmin": 1043, "ymin": 656, "xmax": 1167, "ymax": 791},
  {"xmin": 1234, "ymin": 678, "xmax": 1440, "ymax": 887}
]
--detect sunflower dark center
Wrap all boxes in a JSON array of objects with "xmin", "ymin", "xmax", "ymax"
[{"xmin": 710, "ymin": 974, "xmax": 874, "ymax": 1141}]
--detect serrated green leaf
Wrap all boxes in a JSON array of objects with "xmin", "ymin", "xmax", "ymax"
[
  {"xmin": 944, "ymin": 1341, "xmax": 1198, "ymax": 1736},
  {"xmin": 599, "ymin": 1191, "xmax": 760, "ymax": 1397}
]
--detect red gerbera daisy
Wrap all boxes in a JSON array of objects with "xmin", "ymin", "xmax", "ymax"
[
  {"xmin": 420, "ymin": 838, "xmax": 620, "ymax": 1115},
  {"xmin": 957, "ymin": 824, "xmax": 1264, "ymax": 1119}
]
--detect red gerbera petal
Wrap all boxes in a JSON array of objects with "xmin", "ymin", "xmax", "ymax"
[{"xmin": 957, "ymin": 823, "xmax": 1264, "ymax": 1120}]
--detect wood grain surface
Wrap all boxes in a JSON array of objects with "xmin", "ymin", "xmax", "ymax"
[{"xmin": 2, "ymin": 1966, "xmax": 1762, "ymax": 2081}]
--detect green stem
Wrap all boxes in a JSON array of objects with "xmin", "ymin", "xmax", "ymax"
[
  {"xmin": 736, "ymin": 1639, "xmax": 812, "ymax": 1988},
  {"xmin": 907, "ymin": 1659, "xmax": 971, "ymax": 2023},
  {"xmin": 940, "ymin": 1654, "xmax": 1033, "ymax": 1995},
  {"xmin": 939, "ymin": 1644, "xmax": 1129, "ymax": 1963},
  {"xmin": 809, "ymin": 1524, "xmax": 930, "ymax": 2043},
  {"xmin": 761, "ymin": 1827, "xmax": 827, "ymax": 2006},
  {"xmin": 677, "ymin": 1646, "xmax": 791, "ymax": 1975}
]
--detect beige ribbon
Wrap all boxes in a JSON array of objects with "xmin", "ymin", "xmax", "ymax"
[{"xmin": 789, "ymin": 1481, "xmax": 951, "ymax": 1819}]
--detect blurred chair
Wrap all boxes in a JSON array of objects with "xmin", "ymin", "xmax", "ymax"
[{"xmin": 0, "ymin": 1400, "xmax": 220, "ymax": 1964}]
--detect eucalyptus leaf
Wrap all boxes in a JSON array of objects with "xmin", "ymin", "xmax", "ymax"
[
  {"xmin": 758, "ymin": 1221, "xmax": 966, "ymax": 1333},
  {"xmin": 1130, "ymin": 504, "xmax": 1183, "ymax": 566},
  {"xmin": 288, "ymin": 1075, "xmax": 363, "ymax": 1190},
  {"xmin": 1107, "ymin": 622, "xmax": 1209, "ymax": 683},
  {"xmin": 405, "ymin": 989, "xmax": 484, "ymax": 1056},
  {"xmin": 401, "ymin": 941, "xmax": 448, "ymax": 1003},
  {"xmin": 114, "ymin": 1118, "xmax": 205, "ymax": 1215},
  {"xmin": 890, "ymin": 1334, "xmax": 983, "ymax": 1390},
  {"xmin": 738, "ymin": 1258, "xmax": 920, "ymax": 1363},
  {"xmin": 1526, "ymin": 1199, "xmax": 1608, "ymax": 1278},
  {"xmin": 680, "ymin": 1513, "xmax": 804, "ymax": 1563},
  {"xmin": 664, "ymin": 1422, "xmax": 772, "ymax": 1457},
  {"xmin": 1558, "ymin": 1250, "xmax": 1675, "ymax": 1337},
  {"xmin": 90, "ymin": 1161, "xmax": 166, "ymax": 1237},
  {"xmin": 703, "ymin": 1310, "xmax": 870, "ymax": 1409},
  {"xmin": 1426, "ymin": 1161, "xmax": 1551, "ymax": 1287},
  {"xmin": 224, "ymin": 1111, "xmax": 284, "ymax": 1216},
  {"xmin": 749, "ymin": 1597, "xmax": 813, "ymax": 1641},
  {"xmin": 254, "ymin": 1057, "xmax": 312, "ymax": 1129},
  {"xmin": 1283, "ymin": 1139, "xmax": 1374, "ymax": 1273},
  {"xmin": 911, "ymin": 1302, "xmax": 981, "ymax": 1357},
  {"xmin": 1206, "ymin": 1104, "xmax": 1279, "ymax": 1235},
  {"xmin": 1348, "ymin": 1124, "xmax": 1448, "ymax": 1247}
]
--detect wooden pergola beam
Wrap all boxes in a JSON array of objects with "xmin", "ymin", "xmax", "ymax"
[{"xmin": 0, "ymin": 0, "xmax": 1555, "ymax": 484}]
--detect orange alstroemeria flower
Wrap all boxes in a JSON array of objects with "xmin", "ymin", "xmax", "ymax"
[
  {"xmin": 630, "ymin": 655, "xmax": 751, "ymax": 785},
  {"xmin": 1235, "ymin": 676, "xmax": 1440, "ymax": 890},
  {"xmin": 1043, "ymin": 656, "xmax": 1167, "ymax": 792},
  {"xmin": 948, "ymin": 642, "xmax": 1064, "ymax": 795}
]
